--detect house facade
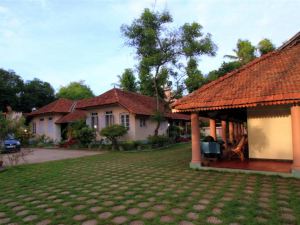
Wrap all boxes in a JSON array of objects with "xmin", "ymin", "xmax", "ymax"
[
  {"xmin": 172, "ymin": 32, "xmax": 300, "ymax": 177},
  {"xmin": 27, "ymin": 88, "xmax": 189, "ymax": 142}
]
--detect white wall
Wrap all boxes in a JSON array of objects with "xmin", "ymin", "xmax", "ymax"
[
  {"xmin": 247, "ymin": 105, "xmax": 293, "ymax": 160},
  {"xmin": 30, "ymin": 114, "xmax": 62, "ymax": 142}
]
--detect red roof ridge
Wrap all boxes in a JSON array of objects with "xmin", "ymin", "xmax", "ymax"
[{"xmin": 173, "ymin": 49, "xmax": 279, "ymax": 106}]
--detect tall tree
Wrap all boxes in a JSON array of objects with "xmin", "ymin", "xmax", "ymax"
[
  {"xmin": 180, "ymin": 22, "xmax": 216, "ymax": 93},
  {"xmin": 118, "ymin": 69, "xmax": 138, "ymax": 92},
  {"xmin": 206, "ymin": 61, "xmax": 242, "ymax": 83},
  {"xmin": 257, "ymin": 38, "xmax": 275, "ymax": 55},
  {"xmin": 225, "ymin": 39, "xmax": 256, "ymax": 65},
  {"xmin": 20, "ymin": 78, "xmax": 55, "ymax": 112},
  {"xmin": 0, "ymin": 69, "xmax": 23, "ymax": 112},
  {"xmin": 184, "ymin": 59, "xmax": 205, "ymax": 93},
  {"xmin": 56, "ymin": 81, "xmax": 94, "ymax": 100},
  {"xmin": 121, "ymin": 9, "xmax": 217, "ymax": 135}
]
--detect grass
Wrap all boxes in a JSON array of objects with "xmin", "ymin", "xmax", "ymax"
[{"xmin": 0, "ymin": 143, "xmax": 300, "ymax": 225}]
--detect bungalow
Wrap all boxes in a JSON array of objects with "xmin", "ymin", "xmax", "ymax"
[
  {"xmin": 27, "ymin": 88, "xmax": 190, "ymax": 142},
  {"xmin": 172, "ymin": 32, "xmax": 300, "ymax": 177}
]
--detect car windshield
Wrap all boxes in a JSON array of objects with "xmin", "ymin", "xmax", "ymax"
[{"xmin": 6, "ymin": 134, "xmax": 15, "ymax": 140}]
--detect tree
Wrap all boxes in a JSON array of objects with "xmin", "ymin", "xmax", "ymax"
[
  {"xmin": 206, "ymin": 61, "xmax": 242, "ymax": 83},
  {"xmin": 225, "ymin": 39, "xmax": 256, "ymax": 65},
  {"xmin": 121, "ymin": 9, "xmax": 216, "ymax": 134},
  {"xmin": 180, "ymin": 22, "xmax": 216, "ymax": 93},
  {"xmin": 20, "ymin": 78, "xmax": 55, "ymax": 112},
  {"xmin": 184, "ymin": 59, "xmax": 205, "ymax": 93},
  {"xmin": 100, "ymin": 125, "xmax": 127, "ymax": 150},
  {"xmin": 0, "ymin": 69, "xmax": 23, "ymax": 112},
  {"xmin": 258, "ymin": 38, "xmax": 275, "ymax": 55},
  {"xmin": 56, "ymin": 81, "xmax": 94, "ymax": 100},
  {"xmin": 118, "ymin": 69, "xmax": 138, "ymax": 92}
]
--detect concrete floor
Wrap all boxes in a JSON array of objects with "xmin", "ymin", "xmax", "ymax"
[{"xmin": 2, "ymin": 148, "xmax": 103, "ymax": 166}]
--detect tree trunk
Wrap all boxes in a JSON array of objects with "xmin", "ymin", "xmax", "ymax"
[
  {"xmin": 153, "ymin": 66, "xmax": 161, "ymax": 136},
  {"xmin": 154, "ymin": 120, "xmax": 161, "ymax": 136}
]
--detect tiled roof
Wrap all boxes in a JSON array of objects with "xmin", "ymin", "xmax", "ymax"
[
  {"xmin": 27, "ymin": 99, "xmax": 75, "ymax": 116},
  {"xmin": 172, "ymin": 34, "xmax": 300, "ymax": 112},
  {"xmin": 55, "ymin": 110, "xmax": 87, "ymax": 124},
  {"xmin": 77, "ymin": 88, "xmax": 189, "ymax": 120}
]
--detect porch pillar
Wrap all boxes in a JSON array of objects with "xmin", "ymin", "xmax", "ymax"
[
  {"xmin": 221, "ymin": 120, "xmax": 227, "ymax": 148},
  {"xmin": 209, "ymin": 119, "xmax": 217, "ymax": 140},
  {"xmin": 233, "ymin": 123, "xmax": 238, "ymax": 142},
  {"xmin": 291, "ymin": 105, "xmax": 300, "ymax": 177},
  {"xmin": 229, "ymin": 122, "xmax": 234, "ymax": 143},
  {"xmin": 190, "ymin": 112, "xmax": 201, "ymax": 169}
]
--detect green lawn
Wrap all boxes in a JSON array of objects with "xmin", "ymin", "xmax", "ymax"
[{"xmin": 0, "ymin": 144, "xmax": 300, "ymax": 225}]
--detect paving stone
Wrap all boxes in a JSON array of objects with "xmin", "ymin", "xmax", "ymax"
[
  {"xmin": 0, "ymin": 218, "xmax": 10, "ymax": 224},
  {"xmin": 75, "ymin": 205, "xmax": 87, "ymax": 210},
  {"xmin": 281, "ymin": 213, "xmax": 296, "ymax": 222},
  {"xmin": 112, "ymin": 205, "xmax": 126, "ymax": 211},
  {"xmin": 0, "ymin": 213, "xmax": 5, "ymax": 218},
  {"xmin": 98, "ymin": 212, "xmax": 112, "ymax": 219},
  {"xmin": 37, "ymin": 204, "xmax": 48, "ymax": 209},
  {"xmin": 160, "ymin": 215, "xmax": 174, "ymax": 223},
  {"xmin": 187, "ymin": 212, "xmax": 198, "ymax": 220},
  {"xmin": 12, "ymin": 206, "xmax": 25, "ymax": 211},
  {"xmin": 90, "ymin": 206, "xmax": 102, "ymax": 213},
  {"xmin": 16, "ymin": 210, "xmax": 29, "ymax": 216},
  {"xmin": 142, "ymin": 211, "xmax": 157, "ymax": 219},
  {"xmin": 179, "ymin": 221, "xmax": 194, "ymax": 225},
  {"xmin": 82, "ymin": 219, "xmax": 98, "ymax": 225},
  {"xmin": 23, "ymin": 215, "xmax": 38, "ymax": 222},
  {"xmin": 153, "ymin": 204, "xmax": 166, "ymax": 211},
  {"xmin": 73, "ymin": 214, "xmax": 87, "ymax": 221},
  {"xmin": 127, "ymin": 208, "xmax": 140, "ymax": 215},
  {"xmin": 36, "ymin": 219, "xmax": 52, "ymax": 225},
  {"xmin": 6, "ymin": 202, "xmax": 18, "ymax": 207},
  {"xmin": 87, "ymin": 199, "xmax": 98, "ymax": 204},
  {"xmin": 129, "ymin": 220, "xmax": 144, "ymax": 225},
  {"xmin": 171, "ymin": 208, "xmax": 183, "ymax": 214},
  {"xmin": 45, "ymin": 208, "xmax": 55, "ymax": 213},
  {"xmin": 111, "ymin": 216, "xmax": 128, "ymax": 224},
  {"xmin": 212, "ymin": 208, "xmax": 222, "ymax": 215},
  {"xmin": 193, "ymin": 204, "xmax": 206, "ymax": 211},
  {"xmin": 103, "ymin": 201, "xmax": 114, "ymax": 206},
  {"xmin": 137, "ymin": 202, "xmax": 150, "ymax": 208},
  {"xmin": 206, "ymin": 216, "xmax": 222, "ymax": 224}
]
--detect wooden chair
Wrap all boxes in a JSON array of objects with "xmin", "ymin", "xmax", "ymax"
[{"xmin": 228, "ymin": 135, "xmax": 248, "ymax": 161}]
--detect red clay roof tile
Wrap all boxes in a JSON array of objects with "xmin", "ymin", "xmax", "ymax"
[
  {"xmin": 173, "ymin": 35, "xmax": 300, "ymax": 112},
  {"xmin": 27, "ymin": 99, "xmax": 75, "ymax": 116}
]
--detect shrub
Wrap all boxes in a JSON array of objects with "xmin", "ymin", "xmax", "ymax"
[
  {"xmin": 76, "ymin": 127, "xmax": 96, "ymax": 147},
  {"xmin": 147, "ymin": 135, "xmax": 170, "ymax": 148},
  {"xmin": 100, "ymin": 125, "xmax": 127, "ymax": 150}
]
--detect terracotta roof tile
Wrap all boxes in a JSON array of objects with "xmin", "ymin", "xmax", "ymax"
[
  {"xmin": 77, "ymin": 88, "xmax": 189, "ymax": 120},
  {"xmin": 27, "ymin": 99, "xmax": 75, "ymax": 116},
  {"xmin": 173, "ymin": 35, "xmax": 300, "ymax": 112},
  {"xmin": 55, "ymin": 110, "xmax": 87, "ymax": 124}
]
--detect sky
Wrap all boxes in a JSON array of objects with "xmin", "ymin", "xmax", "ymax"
[{"xmin": 0, "ymin": 0, "xmax": 299, "ymax": 95}]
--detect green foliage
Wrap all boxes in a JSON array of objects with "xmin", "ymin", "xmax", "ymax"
[
  {"xmin": 147, "ymin": 135, "xmax": 170, "ymax": 148},
  {"xmin": 56, "ymin": 81, "xmax": 94, "ymax": 100},
  {"xmin": 225, "ymin": 39, "xmax": 256, "ymax": 65},
  {"xmin": 120, "ymin": 140, "xmax": 145, "ymax": 151},
  {"xmin": 0, "ymin": 69, "xmax": 23, "ymax": 112},
  {"xmin": 206, "ymin": 61, "xmax": 242, "ymax": 83},
  {"xmin": 184, "ymin": 58, "xmax": 205, "ymax": 93},
  {"xmin": 0, "ymin": 113, "xmax": 27, "ymax": 143},
  {"xmin": 76, "ymin": 127, "xmax": 96, "ymax": 147},
  {"xmin": 0, "ymin": 69, "xmax": 56, "ymax": 113},
  {"xmin": 118, "ymin": 69, "xmax": 138, "ymax": 92},
  {"xmin": 180, "ymin": 22, "xmax": 217, "ymax": 58},
  {"xmin": 258, "ymin": 38, "xmax": 275, "ymax": 55},
  {"xmin": 100, "ymin": 125, "xmax": 127, "ymax": 150},
  {"xmin": 31, "ymin": 135, "xmax": 54, "ymax": 148},
  {"xmin": 20, "ymin": 78, "xmax": 55, "ymax": 112},
  {"xmin": 69, "ymin": 120, "xmax": 95, "ymax": 147}
]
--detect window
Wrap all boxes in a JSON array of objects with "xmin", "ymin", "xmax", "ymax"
[
  {"xmin": 120, "ymin": 113, "xmax": 130, "ymax": 129},
  {"xmin": 140, "ymin": 118, "xmax": 146, "ymax": 127},
  {"xmin": 32, "ymin": 122, "xmax": 36, "ymax": 134},
  {"xmin": 105, "ymin": 111, "xmax": 114, "ymax": 127},
  {"xmin": 91, "ymin": 112, "xmax": 99, "ymax": 130},
  {"xmin": 39, "ymin": 118, "xmax": 44, "ymax": 134},
  {"xmin": 48, "ymin": 118, "xmax": 53, "ymax": 133}
]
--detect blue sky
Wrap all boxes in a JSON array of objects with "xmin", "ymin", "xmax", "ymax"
[{"xmin": 0, "ymin": 0, "xmax": 299, "ymax": 95}]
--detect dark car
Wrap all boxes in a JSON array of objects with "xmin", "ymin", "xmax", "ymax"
[{"xmin": 1, "ymin": 136, "xmax": 21, "ymax": 153}]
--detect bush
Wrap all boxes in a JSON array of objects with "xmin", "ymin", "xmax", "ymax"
[
  {"xmin": 31, "ymin": 135, "xmax": 55, "ymax": 148},
  {"xmin": 148, "ymin": 135, "xmax": 171, "ymax": 148},
  {"xmin": 100, "ymin": 125, "xmax": 127, "ymax": 150},
  {"xmin": 76, "ymin": 127, "xmax": 96, "ymax": 147}
]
